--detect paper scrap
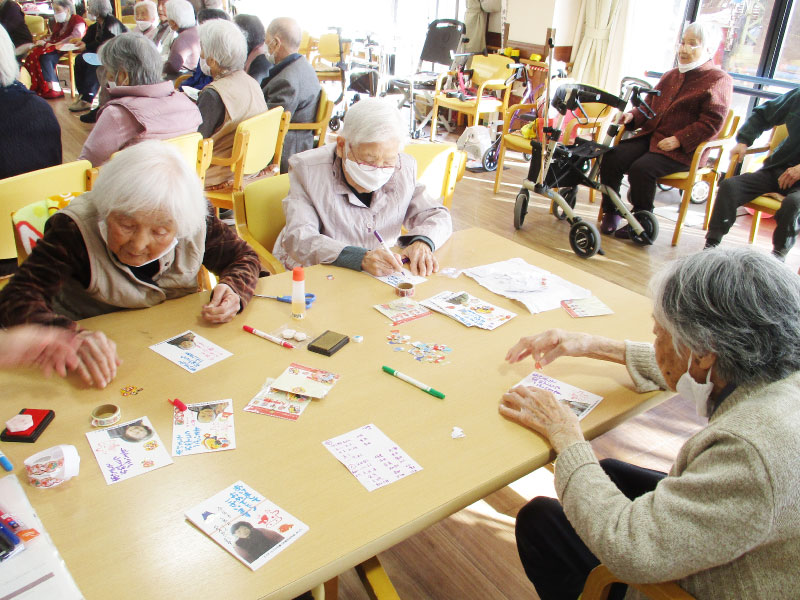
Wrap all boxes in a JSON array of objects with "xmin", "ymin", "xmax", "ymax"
[
  {"xmin": 150, "ymin": 330, "xmax": 232, "ymax": 373},
  {"xmin": 373, "ymin": 297, "xmax": 432, "ymax": 325},
  {"xmin": 561, "ymin": 297, "xmax": 613, "ymax": 318},
  {"xmin": 514, "ymin": 372, "xmax": 602, "ymax": 420},
  {"xmin": 270, "ymin": 363, "xmax": 339, "ymax": 399},
  {"xmin": 451, "ymin": 426, "xmax": 465, "ymax": 439},
  {"xmin": 322, "ymin": 424, "xmax": 422, "ymax": 491},
  {"xmin": 172, "ymin": 399, "xmax": 236, "ymax": 456},
  {"xmin": 243, "ymin": 378, "xmax": 312, "ymax": 421}
]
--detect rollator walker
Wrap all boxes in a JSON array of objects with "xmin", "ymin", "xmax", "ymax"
[{"xmin": 513, "ymin": 81, "xmax": 661, "ymax": 258}]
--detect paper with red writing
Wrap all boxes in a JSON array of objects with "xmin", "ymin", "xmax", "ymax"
[
  {"xmin": 322, "ymin": 424, "xmax": 422, "ymax": 492},
  {"xmin": 269, "ymin": 363, "xmax": 339, "ymax": 399}
]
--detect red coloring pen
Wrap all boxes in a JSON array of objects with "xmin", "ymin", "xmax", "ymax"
[
  {"xmin": 169, "ymin": 398, "xmax": 187, "ymax": 411},
  {"xmin": 243, "ymin": 325, "xmax": 295, "ymax": 349}
]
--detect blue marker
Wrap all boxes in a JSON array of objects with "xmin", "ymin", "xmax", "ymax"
[
  {"xmin": 0, "ymin": 520, "xmax": 19, "ymax": 546},
  {"xmin": 0, "ymin": 450, "xmax": 12, "ymax": 472}
]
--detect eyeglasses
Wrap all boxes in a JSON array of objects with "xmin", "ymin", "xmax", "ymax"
[
  {"xmin": 676, "ymin": 41, "xmax": 703, "ymax": 51},
  {"xmin": 347, "ymin": 146, "xmax": 400, "ymax": 172}
]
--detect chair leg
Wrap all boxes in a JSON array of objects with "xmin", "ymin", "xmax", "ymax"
[
  {"xmin": 671, "ymin": 188, "xmax": 692, "ymax": 246},
  {"xmin": 703, "ymin": 173, "xmax": 718, "ymax": 231},
  {"xmin": 493, "ymin": 141, "xmax": 507, "ymax": 194},
  {"xmin": 597, "ymin": 204, "xmax": 604, "ymax": 223},
  {"xmin": 749, "ymin": 211, "xmax": 762, "ymax": 244},
  {"xmin": 355, "ymin": 557, "xmax": 401, "ymax": 600},
  {"xmin": 323, "ymin": 577, "xmax": 338, "ymax": 600},
  {"xmin": 430, "ymin": 100, "xmax": 439, "ymax": 141}
]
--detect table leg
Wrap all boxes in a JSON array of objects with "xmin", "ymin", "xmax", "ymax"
[{"xmin": 355, "ymin": 556, "xmax": 401, "ymax": 599}]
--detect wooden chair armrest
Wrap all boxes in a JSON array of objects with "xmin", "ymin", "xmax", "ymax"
[
  {"xmin": 583, "ymin": 565, "xmax": 696, "ymax": 600},
  {"xmin": 478, "ymin": 78, "xmax": 509, "ymax": 92},
  {"xmin": 210, "ymin": 130, "xmax": 248, "ymax": 169},
  {"xmin": 174, "ymin": 73, "xmax": 191, "ymax": 90},
  {"xmin": 434, "ymin": 71, "xmax": 456, "ymax": 92},
  {"xmin": 287, "ymin": 122, "xmax": 318, "ymax": 130}
]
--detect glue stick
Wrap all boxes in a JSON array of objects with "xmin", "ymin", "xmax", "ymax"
[{"xmin": 291, "ymin": 266, "xmax": 305, "ymax": 320}]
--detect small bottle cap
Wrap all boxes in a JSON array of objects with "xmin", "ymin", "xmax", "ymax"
[{"xmin": 292, "ymin": 266, "xmax": 304, "ymax": 282}]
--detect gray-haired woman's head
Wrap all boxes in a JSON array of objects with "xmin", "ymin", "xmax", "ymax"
[
  {"xmin": 199, "ymin": 18, "xmax": 246, "ymax": 75},
  {"xmin": 165, "ymin": 0, "xmax": 195, "ymax": 29},
  {"xmin": 87, "ymin": 0, "xmax": 113, "ymax": 18},
  {"xmin": 234, "ymin": 14, "xmax": 265, "ymax": 55},
  {"xmin": 683, "ymin": 21, "xmax": 722, "ymax": 56},
  {"xmin": 52, "ymin": 0, "xmax": 76, "ymax": 16},
  {"xmin": 99, "ymin": 33, "xmax": 162, "ymax": 86},
  {"xmin": 90, "ymin": 141, "xmax": 207, "ymax": 239},
  {"xmin": 340, "ymin": 97, "xmax": 407, "ymax": 148},
  {"xmin": 651, "ymin": 247, "xmax": 800, "ymax": 386}
]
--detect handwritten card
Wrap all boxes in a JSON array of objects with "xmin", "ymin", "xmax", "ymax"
[
  {"xmin": 270, "ymin": 363, "xmax": 339, "ymax": 399},
  {"xmin": 243, "ymin": 378, "xmax": 312, "ymax": 421},
  {"xmin": 150, "ymin": 330, "xmax": 232, "ymax": 373},
  {"xmin": 185, "ymin": 481, "xmax": 308, "ymax": 571},
  {"xmin": 373, "ymin": 298, "xmax": 432, "ymax": 325},
  {"xmin": 322, "ymin": 424, "xmax": 422, "ymax": 492},
  {"xmin": 371, "ymin": 268, "xmax": 427, "ymax": 288},
  {"xmin": 86, "ymin": 416, "xmax": 173, "ymax": 485},
  {"xmin": 420, "ymin": 290, "xmax": 516, "ymax": 330},
  {"xmin": 561, "ymin": 297, "xmax": 613, "ymax": 318},
  {"xmin": 514, "ymin": 372, "xmax": 602, "ymax": 420},
  {"xmin": 172, "ymin": 399, "xmax": 236, "ymax": 456}
]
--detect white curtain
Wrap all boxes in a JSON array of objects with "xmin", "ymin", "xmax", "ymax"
[{"xmin": 570, "ymin": 0, "xmax": 624, "ymax": 91}]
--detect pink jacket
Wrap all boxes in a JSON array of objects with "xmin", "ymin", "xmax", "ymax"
[{"xmin": 79, "ymin": 81, "xmax": 202, "ymax": 166}]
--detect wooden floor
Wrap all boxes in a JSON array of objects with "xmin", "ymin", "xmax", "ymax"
[{"xmin": 54, "ymin": 98, "xmax": 789, "ymax": 599}]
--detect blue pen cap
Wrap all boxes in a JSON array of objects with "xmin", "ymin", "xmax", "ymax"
[{"xmin": 0, "ymin": 455, "xmax": 12, "ymax": 472}]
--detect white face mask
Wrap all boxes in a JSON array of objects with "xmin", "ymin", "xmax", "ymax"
[
  {"xmin": 676, "ymin": 354, "xmax": 715, "ymax": 417},
  {"xmin": 136, "ymin": 20, "xmax": 153, "ymax": 32},
  {"xmin": 344, "ymin": 157, "xmax": 395, "ymax": 192},
  {"xmin": 199, "ymin": 57, "xmax": 211, "ymax": 76},
  {"xmin": 678, "ymin": 52, "xmax": 711, "ymax": 73},
  {"xmin": 54, "ymin": 11, "xmax": 68, "ymax": 23}
]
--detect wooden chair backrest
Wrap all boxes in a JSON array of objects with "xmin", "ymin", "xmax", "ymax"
[
  {"xmin": 470, "ymin": 54, "xmax": 514, "ymax": 87},
  {"xmin": 237, "ymin": 106, "xmax": 287, "ymax": 175},
  {"xmin": 239, "ymin": 174, "xmax": 290, "ymax": 255}
]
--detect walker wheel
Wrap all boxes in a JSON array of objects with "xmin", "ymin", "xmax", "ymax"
[
  {"xmin": 690, "ymin": 180, "xmax": 710, "ymax": 204},
  {"xmin": 523, "ymin": 153, "xmax": 531, "ymax": 161},
  {"xmin": 482, "ymin": 147, "xmax": 498, "ymax": 172},
  {"xmin": 329, "ymin": 117, "xmax": 341, "ymax": 131},
  {"xmin": 552, "ymin": 187, "xmax": 577, "ymax": 221},
  {"xmin": 513, "ymin": 189, "xmax": 529, "ymax": 230},
  {"xmin": 631, "ymin": 210, "xmax": 659, "ymax": 246},
  {"xmin": 568, "ymin": 220, "xmax": 601, "ymax": 258}
]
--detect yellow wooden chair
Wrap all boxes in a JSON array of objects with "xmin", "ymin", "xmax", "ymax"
[
  {"xmin": 163, "ymin": 132, "xmax": 214, "ymax": 186},
  {"xmin": 711, "ymin": 123, "xmax": 789, "ymax": 245},
  {"xmin": 205, "ymin": 106, "xmax": 289, "ymax": 211},
  {"xmin": 287, "ymin": 87, "xmax": 334, "ymax": 149},
  {"xmin": 232, "ymin": 174, "xmax": 289, "ymax": 274},
  {"xmin": 19, "ymin": 65, "xmax": 32, "ymax": 89},
  {"xmin": 430, "ymin": 53, "xmax": 515, "ymax": 141},
  {"xmin": 581, "ymin": 564, "xmax": 695, "ymax": 600},
  {"xmin": 1, "ymin": 160, "xmax": 94, "ymax": 264},
  {"xmin": 313, "ymin": 33, "xmax": 349, "ymax": 82},
  {"xmin": 403, "ymin": 141, "xmax": 467, "ymax": 209},
  {"xmin": 657, "ymin": 108, "xmax": 739, "ymax": 246},
  {"xmin": 23, "ymin": 14, "xmax": 47, "ymax": 42}
]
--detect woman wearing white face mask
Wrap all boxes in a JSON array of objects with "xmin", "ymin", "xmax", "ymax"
[
  {"xmin": 501, "ymin": 247, "xmax": 800, "ymax": 600},
  {"xmin": 133, "ymin": 0, "xmax": 158, "ymax": 40},
  {"xmin": 273, "ymin": 97, "xmax": 452, "ymax": 277},
  {"xmin": 598, "ymin": 21, "xmax": 733, "ymax": 240}
]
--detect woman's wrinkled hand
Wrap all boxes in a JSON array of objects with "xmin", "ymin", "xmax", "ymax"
[
  {"xmin": 73, "ymin": 330, "xmax": 121, "ymax": 389},
  {"xmin": 402, "ymin": 241, "xmax": 438, "ymax": 276},
  {"xmin": 362, "ymin": 248, "xmax": 404, "ymax": 276},
  {"xmin": 499, "ymin": 385, "xmax": 584, "ymax": 453},
  {"xmin": 657, "ymin": 136, "xmax": 680, "ymax": 152},
  {"xmin": 201, "ymin": 283, "xmax": 241, "ymax": 324},
  {"xmin": 0, "ymin": 325, "xmax": 80, "ymax": 377},
  {"xmin": 505, "ymin": 329, "xmax": 593, "ymax": 369}
]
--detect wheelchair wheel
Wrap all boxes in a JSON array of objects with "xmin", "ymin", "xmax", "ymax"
[
  {"xmin": 551, "ymin": 187, "xmax": 577, "ymax": 221},
  {"xmin": 523, "ymin": 153, "xmax": 531, "ymax": 161},
  {"xmin": 690, "ymin": 180, "xmax": 710, "ymax": 204},
  {"xmin": 568, "ymin": 220, "xmax": 601, "ymax": 258},
  {"xmin": 631, "ymin": 210, "xmax": 659, "ymax": 246},
  {"xmin": 482, "ymin": 147, "xmax": 499, "ymax": 172},
  {"xmin": 513, "ymin": 189, "xmax": 529, "ymax": 230},
  {"xmin": 657, "ymin": 183, "xmax": 672, "ymax": 192},
  {"xmin": 329, "ymin": 116, "xmax": 341, "ymax": 131}
]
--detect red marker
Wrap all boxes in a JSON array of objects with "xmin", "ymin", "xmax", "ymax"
[
  {"xmin": 169, "ymin": 398, "xmax": 187, "ymax": 411},
  {"xmin": 243, "ymin": 325, "xmax": 295, "ymax": 349}
]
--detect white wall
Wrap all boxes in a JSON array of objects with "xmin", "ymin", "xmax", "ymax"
[
  {"xmin": 506, "ymin": 0, "xmax": 580, "ymax": 47},
  {"xmin": 553, "ymin": 0, "xmax": 581, "ymax": 46}
]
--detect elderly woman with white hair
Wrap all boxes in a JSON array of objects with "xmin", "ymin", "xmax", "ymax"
[
  {"xmin": 67, "ymin": 0, "xmax": 124, "ymax": 112},
  {"xmin": 0, "ymin": 26, "xmax": 62, "ymax": 180},
  {"xmin": 0, "ymin": 141, "xmax": 261, "ymax": 389},
  {"xmin": 599, "ymin": 21, "xmax": 732, "ymax": 239},
  {"xmin": 163, "ymin": 0, "xmax": 199, "ymax": 76},
  {"xmin": 196, "ymin": 18, "xmax": 267, "ymax": 188},
  {"xmin": 502, "ymin": 247, "xmax": 800, "ymax": 599},
  {"xmin": 79, "ymin": 33, "xmax": 201, "ymax": 165},
  {"xmin": 273, "ymin": 98, "xmax": 452, "ymax": 276},
  {"xmin": 133, "ymin": 0, "xmax": 159, "ymax": 39}
]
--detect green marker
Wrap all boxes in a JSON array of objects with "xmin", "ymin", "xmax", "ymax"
[{"xmin": 382, "ymin": 365, "xmax": 445, "ymax": 399}]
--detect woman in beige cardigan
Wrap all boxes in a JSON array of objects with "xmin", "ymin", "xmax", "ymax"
[{"xmin": 503, "ymin": 247, "xmax": 800, "ymax": 600}]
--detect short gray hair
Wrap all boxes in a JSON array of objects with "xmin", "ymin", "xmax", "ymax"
[
  {"xmin": 0, "ymin": 25, "xmax": 17, "ymax": 87},
  {"xmin": 88, "ymin": 0, "xmax": 113, "ymax": 17},
  {"xmin": 91, "ymin": 141, "xmax": 207, "ymax": 239},
  {"xmin": 651, "ymin": 247, "xmax": 800, "ymax": 386},
  {"xmin": 340, "ymin": 97, "xmax": 408, "ymax": 148},
  {"xmin": 134, "ymin": 0, "xmax": 157, "ymax": 20},
  {"xmin": 234, "ymin": 14, "xmax": 265, "ymax": 55},
  {"xmin": 99, "ymin": 33, "xmax": 162, "ymax": 85},
  {"xmin": 52, "ymin": 0, "xmax": 76, "ymax": 15},
  {"xmin": 267, "ymin": 17, "xmax": 301, "ymax": 52},
  {"xmin": 199, "ymin": 19, "xmax": 246, "ymax": 74},
  {"xmin": 165, "ymin": 0, "xmax": 195, "ymax": 28},
  {"xmin": 683, "ymin": 21, "xmax": 722, "ymax": 56}
]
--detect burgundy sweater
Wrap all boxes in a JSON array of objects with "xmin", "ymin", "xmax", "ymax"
[{"xmin": 627, "ymin": 62, "xmax": 733, "ymax": 166}]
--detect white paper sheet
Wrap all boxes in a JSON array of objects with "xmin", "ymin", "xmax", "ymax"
[
  {"xmin": 370, "ymin": 268, "xmax": 427, "ymax": 288},
  {"xmin": 149, "ymin": 330, "xmax": 232, "ymax": 373},
  {"xmin": 243, "ymin": 378, "xmax": 312, "ymax": 421},
  {"xmin": 514, "ymin": 372, "xmax": 602, "ymax": 420},
  {"xmin": 322, "ymin": 424, "xmax": 422, "ymax": 492},
  {"xmin": 269, "ymin": 363, "xmax": 339, "ymax": 399},
  {"xmin": 463, "ymin": 258, "xmax": 591, "ymax": 313},
  {"xmin": 419, "ymin": 290, "xmax": 516, "ymax": 329}
]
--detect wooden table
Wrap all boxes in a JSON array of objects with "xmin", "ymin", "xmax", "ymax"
[{"xmin": 0, "ymin": 228, "xmax": 668, "ymax": 599}]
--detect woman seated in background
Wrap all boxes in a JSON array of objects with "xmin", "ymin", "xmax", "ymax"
[
  {"xmin": 0, "ymin": 26, "xmax": 62, "ymax": 179},
  {"xmin": 67, "ymin": 0, "xmax": 124, "ymax": 112},
  {"xmin": 0, "ymin": 142, "xmax": 261, "ymax": 389},
  {"xmin": 176, "ymin": 7, "xmax": 229, "ymax": 93},
  {"xmin": 503, "ymin": 248, "xmax": 800, "ymax": 599},
  {"xmin": 133, "ymin": 0, "xmax": 158, "ymax": 40},
  {"xmin": 599, "ymin": 21, "xmax": 732, "ymax": 238},
  {"xmin": 79, "ymin": 33, "xmax": 201, "ymax": 166},
  {"xmin": 163, "ymin": 0, "xmax": 199, "ymax": 77},
  {"xmin": 22, "ymin": 0, "xmax": 86, "ymax": 99},
  {"xmin": 153, "ymin": 0, "xmax": 175, "ymax": 53},
  {"xmin": 273, "ymin": 98, "xmax": 452, "ymax": 276},
  {"xmin": 234, "ymin": 14, "xmax": 271, "ymax": 85},
  {"xmin": 0, "ymin": 0, "xmax": 32, "ymax": 57},
  {"xmin": 196, "ymin": 18, "xmax": 267, "ymax": 189}
]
